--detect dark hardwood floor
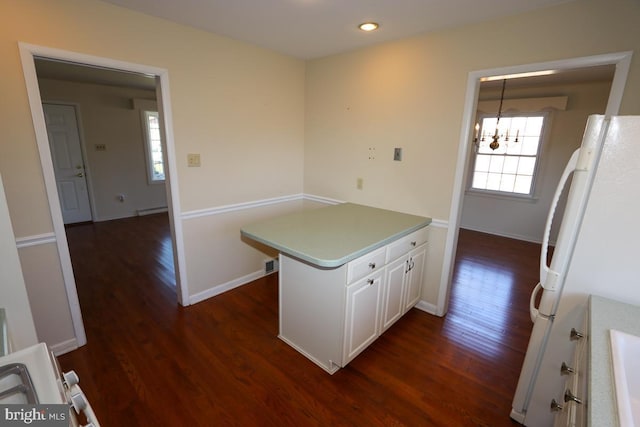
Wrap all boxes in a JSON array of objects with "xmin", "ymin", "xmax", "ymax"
[{"xmin": 60, "ymin": 216, "xmax": 542, "ymax": 426}]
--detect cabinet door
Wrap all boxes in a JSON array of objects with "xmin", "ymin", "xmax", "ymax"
[
  {"xmin": 343, "ymin": 271, "xmax": 383, "ymax": 365},
  {"xmin": 381, "ymin": 256, "xmax": 407, "ymax": 332},
  {"xmin": 403, "ymin": 244, "xmax": 427, "ymax": 312}
]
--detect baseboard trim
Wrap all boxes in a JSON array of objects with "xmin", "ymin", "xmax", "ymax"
[
  {"xmin": 49, "ymin": 338, "xmax": 79, "ymax": 356},
  {"xmin": 137, "ymin": 207, "xmax": 168, "ymax": 216},
  {"xmin": 189, "ymin": 270, "xmax": 266, "ymax": 305},
  {"xmin": 414, "ymin": 300, "xmax": 440, "ymax": 316},
  {"xmin": 459, "ymin": 226, "xmax": 552, "ymax": 245},
  {"xmin": 302, "ymin": 194, "xmax": 342, "ymax": 205}
]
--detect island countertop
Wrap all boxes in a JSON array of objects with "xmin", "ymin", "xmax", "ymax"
[{"xmin": 241, "ymin": 203, "xmax": 432, "ymax": 268}]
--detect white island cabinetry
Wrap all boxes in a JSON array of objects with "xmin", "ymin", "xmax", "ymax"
[
  {"xmin": 342, "ymin": 269, "xmax": 384, "ymax": 365},
  {"xmin": 382, "ymin": 226, "xmax": 428, "ymax": 331},
  {"xmin": 241, "ymin": 203, "xmax": 431, "ymax": 374}
]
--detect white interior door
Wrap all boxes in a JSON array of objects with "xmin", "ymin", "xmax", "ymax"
[{"xmin": 43, "ymin": 103, "xmax": 92, "ymax": 224}]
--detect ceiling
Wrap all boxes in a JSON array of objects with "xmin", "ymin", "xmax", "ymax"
[
  {"xmin": 99, "ymin": 0, "xmax": 576, "ymax": 60},
  {"xmin": 35, "ymin": 0, "xmax": 614, "ymax": 91},
  {"xmin": 479, "ymin": 64, "xmax": 616, "ymax": 89},
  {"xmin": 34, "ymin": 57, "xmax": 615, "ymax": 93},
  {"xmin": 35, "ymin": 59, "xmax": 157, "ymax": 90}
]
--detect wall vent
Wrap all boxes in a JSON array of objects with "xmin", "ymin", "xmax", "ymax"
[{"xmin": 264, "ymin": 258, "xmax": 279, "ymax": 274}]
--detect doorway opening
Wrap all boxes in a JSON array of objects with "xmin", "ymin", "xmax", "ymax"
[
  {"xmin": 19, "ymin": 43, "xmax": 189, "ymax": 350},
  {"xmin": 437, "ymin": 51, "xmax": 632, "ymax": 318}
]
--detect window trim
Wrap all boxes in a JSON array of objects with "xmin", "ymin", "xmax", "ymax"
[
  {"xmin": 141, "ymin": 110, "xmax": 165, "ymax": 185},
  {"xmin": 467, "ymin": 111, "xmax": 550, "ymax": 199}
]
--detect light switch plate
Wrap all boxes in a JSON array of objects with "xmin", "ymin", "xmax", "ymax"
[
  {"xmin": 394, "ymin": 148, "xmax": 402, "ymax": 161},
  {"xmin": 187, "ymin": 153, "xmax": 201, "ymax": 167}
]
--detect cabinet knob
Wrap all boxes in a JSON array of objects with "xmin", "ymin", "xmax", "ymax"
[
  {"xmin": 63, "ymin": 370, "xmax": 80, "ymax": 387},
  {"xmin": 70, "ymin": 391, "xmax": 88, "ymax": 412},
  {"xmin": 570, "ymin": 328, "xmax": 584, "ymax": 341},
  {"xmin": 550, "ymin": 399, "xmax": 564, "ymax": 412},
  {"xmin": 367, "ymin": 279, "xmax": 374, "ymax": 285},
  {"xmin": 410, "ymin": 241, "xmax": 417, "ymax": 247},
  {"xmin": 560, "ymin": 362, "xmax": 575, "ymax": 376},
  {"xmin": 564, "ymin": 388, "xmax": 583, "ymax": 405},
  {"xmin": 368, "ymin": 262, "xmax": 376, "ymax": 269}
]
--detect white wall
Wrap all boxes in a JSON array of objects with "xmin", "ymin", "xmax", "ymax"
[
  {"xmin": 461, "ymin": 79, "xmax": 612, "ymax": 243},
  {"xmin": 304, "ymin": 0, "xmax": 640, "ymax": 311},
  {"xmin": 0, "ymin": 0, "xmax": 304, "ymax": 349},
  {"xmin": 1, "ymin": 0, "xmax": 639, "ymax": 349},
  {"xmin": 0, "ymin": 175, "xmax": 38, "ymax": 350},
  {"xmin": 38, "ymin": 78, "xmax": 167, "ymax": 221}
]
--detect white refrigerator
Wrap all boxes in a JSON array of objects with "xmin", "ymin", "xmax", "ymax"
[{"xmin": 510, "ymin": 115, "xmax": 640, "ymax": 426}]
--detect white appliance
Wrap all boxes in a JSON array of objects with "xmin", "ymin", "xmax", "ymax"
[
  {"xmin": 510, "ymin": 114, "xmax": 640, "ymax": 426},
  {"xmin": 0, "ymin": 343, "xmax": 100, "ymax": 426}
]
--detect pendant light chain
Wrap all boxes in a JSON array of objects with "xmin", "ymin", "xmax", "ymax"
[{"xmin": 489, "ymin": 79, "xmax": 507, "ymax": 150}]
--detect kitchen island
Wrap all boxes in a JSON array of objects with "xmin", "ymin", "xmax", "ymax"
[{"xmin": 241, "ymin": 203, "xmax": 431, "ymax": 373}]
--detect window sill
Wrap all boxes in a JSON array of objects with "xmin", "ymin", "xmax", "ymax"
[{"xmin": 465, "ymin": 189, "xmax": 539, "ymax": 203}]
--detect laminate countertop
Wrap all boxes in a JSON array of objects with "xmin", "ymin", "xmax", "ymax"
[
  {"xmin": 589, "ymin": 295, "xmax": 640, "ymax": 427},
  {"xmin": 241, "ymin": 203, "xmax": 431, "ymax": 268},
  {"xmin": 0, "ymin": 308, "xmax": 6, "ymax": 357}
]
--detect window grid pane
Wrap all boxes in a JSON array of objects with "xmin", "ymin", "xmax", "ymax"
[
  {"xmin": 471, "ymin": 115, "xmax": 544, "ymax": 195},
  {"xmin": 145, "ymin": 112, "xmax": 165, "ymax": 181}
]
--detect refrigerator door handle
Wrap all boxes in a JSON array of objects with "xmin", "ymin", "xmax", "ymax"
[
  {"xmin": 529, "ymin": 282, "xmax": 543, "ymax": 323},
  {"xmin": 540, "ymin": 149, "xmax": 580, "ymax": 291}
]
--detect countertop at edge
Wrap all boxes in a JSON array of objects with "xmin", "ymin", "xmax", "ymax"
[
  {"xmin": 240, "ymin": 203, "xmax": 432, "ymax": 268},
  {"xmin": 589, "ymin": 295, "xmax": 640, "ymax": 427},
  {"xmin": 0, "ymin": 308, "xmax": 6, "ymax": 356}
]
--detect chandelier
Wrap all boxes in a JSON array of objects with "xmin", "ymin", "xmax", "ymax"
[{"xmin": 473, "ymin": 79, "xmax": 520, "ymax": 151}]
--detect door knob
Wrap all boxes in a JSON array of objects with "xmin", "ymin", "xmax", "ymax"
[{"xmin": 76, "ymin": 172, "xmax": 84, "ymax": 178}]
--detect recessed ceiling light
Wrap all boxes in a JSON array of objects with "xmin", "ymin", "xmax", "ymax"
[{"xmin": 359, "ymin": 22, "xmax": 379, "ymax": 32}]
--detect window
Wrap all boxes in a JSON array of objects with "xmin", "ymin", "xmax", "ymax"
[
  {"xmin": 470, "ymin": 114, "xmax": 546, "ymax": 196},
  {"xmin": 142, "ymin": 111, "xmax": 165, "ymax": 183}
]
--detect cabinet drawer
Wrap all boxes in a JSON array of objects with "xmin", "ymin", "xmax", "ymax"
[
  {"xmin": 386, "ymin": 227, "xmax": 428, "ymax": 263},
  {"xmin": 347, "ymin": 247, "xmax": 386, "ymax": 284}
]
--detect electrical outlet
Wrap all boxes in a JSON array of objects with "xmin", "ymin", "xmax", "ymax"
[
  {"xmin": 187, "ymin": 153, "xmax": 201, "ymax": 167},
  {"xmin": 357, "ymin": 178, "xmax": 363, "ymax": 190},
  {"xmin": 394, "ymin": 148, "xmax": 402, "ymax": 161}
]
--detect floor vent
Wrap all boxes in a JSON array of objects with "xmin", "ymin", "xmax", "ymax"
[{"xmin": 264, "ymin": 258, "xmax": 279, "ymax": 274}]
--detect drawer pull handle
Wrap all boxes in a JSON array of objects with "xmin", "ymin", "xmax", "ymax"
[
  {"xmin": 550, "ymin": 399, "xmax": 563, "ymax": 412},
  {"xmin": 570, "ymin": 328, "xmax": 584, "ymax": 341},
  {"xmin": 564, "ymin": 389, "xmax": 583, "ymax": 405},
  {"xmin": 410, "ymin": 241, "xmax": 417, "ymax": 247},
  {"xmin": 367, "ymin": 279, "xmax": 374, "ymax": 285},
  {"xmin": 368, "ymin": 262, "xmax": 376, "ymax": 269},
  {"xmin": 560, "ymin": 362, "xmax": 575, "ymax": 376}
]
